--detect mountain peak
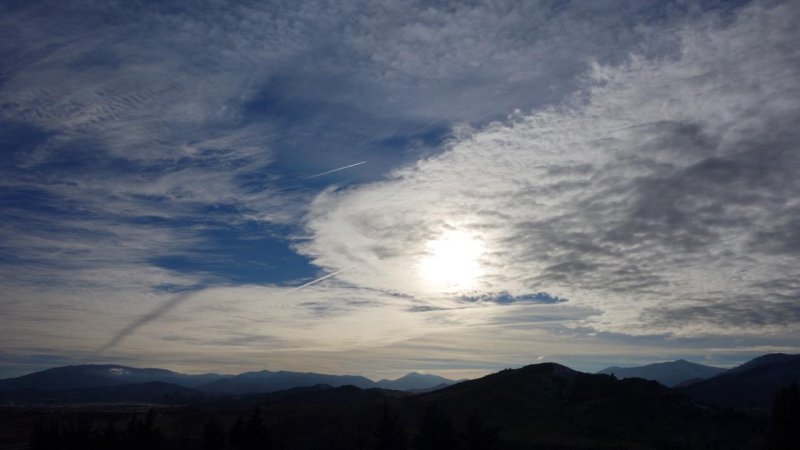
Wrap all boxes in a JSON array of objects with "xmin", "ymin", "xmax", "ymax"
[
  {"xmin": 597, "ymin": 359, "xmax": 725, "ymax": 387},
  {"xmin": 375, "ymin": 372, "xmax": 455, "ymax": 391},
  {"xmin": 399, "ymin": 372, "xmax": 433, "ymax": 379}
]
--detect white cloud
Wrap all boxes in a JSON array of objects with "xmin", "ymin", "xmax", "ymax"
[{"xmin": 301, "ymin": 1, "xmax": 800, "ymax": 336}]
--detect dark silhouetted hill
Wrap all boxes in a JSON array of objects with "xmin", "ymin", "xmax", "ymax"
[
  {"xmin": 268, "ymin": 384, "xmax": 409, "ymax": 405},
  {"xmin": 678, "ymin": 354, "xmax": 800, "ymax": 409},
  {"xmin": 198, "ymin": 370, "xmax": 377, "ymax": 394},
  {"xmin": 0, "ymin": 381, "xmax": 206, "ymax": 404},
  {"xmin": 404, "ymin": 362, "xmax": 761, "ymax": 449},
  {"xmin": 723, "ymin": 353, "xmax": 800, "ymax": 375},
  {"xmin": 597, "ymin": 359, "xmax": 726, "ymax": 387}
]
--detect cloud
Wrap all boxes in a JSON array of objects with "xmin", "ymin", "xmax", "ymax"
[
  {"xmin": 0, "ymin": 0, "xmax": 723, "ymax": 298},
  {"xmin": 2, "ymin": 0, "xmax": 799, "ymax": 376},
  {"xmin": 300, "ymin": 0, "xmax": 800, "ymax": 337},
  {"xmin": 0, "ymin": 0, "xmax": 686, "ymax": 355},
  {"xmin": 112, "ymin": 282, "xmax": 504, "ymax": 353},
  {"xmin": 462, "ymin": 291, "xmax": 567, "ymax": 305}
]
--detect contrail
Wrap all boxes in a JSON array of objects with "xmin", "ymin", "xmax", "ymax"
[
  {"xmin": 93, "ymin": 291, "xmax": 195, "ymax": 356},
  {"xmin": 285, "ymin": 266, "xmax": 352, "ymax": 294},
  {"xmin": 306, "ymin": 161, "xmax": 366, "ymax": 179},
  {"xmin": 95, "ymin": 267, "xmax": 352, "ymax": 354},
  {"xmin": 239, "ymin": 74, "xmax": 257, "ymax": 101}
]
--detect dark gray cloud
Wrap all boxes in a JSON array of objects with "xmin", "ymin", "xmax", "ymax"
[
  {"xmin": 462, "ymin": 291, "xmax": 568, "ymax": 305},
  {"xmin": 643, "ymin": 294, "xmax": 800, "ymax": 330}
]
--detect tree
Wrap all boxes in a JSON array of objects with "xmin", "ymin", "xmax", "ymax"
[
  {"xmin": 125, "ymin": 409, "xmax": 162, "ymax": 450},
  {"xmin": 461, "ymin": 412, "xmax": 499, "ymax": 450},
  {"xmin": 414, "ymin": 406, "xmax": 457, "ymax": 450},
  {"xmin": 230, "ymin": 406, "xmax": 272, "ymax": 450},
  {"xmin": 202, "ymin": 418, "xmax": 227, "ymax": 450},
  {"xmin": 770, "ymin": 381, "xmax": 800, "ymax": 450},
  {"xmin": 373, "ymin": 402, "xmax": 407, "ymax": 450},
  {"xmin": 29, "ymin": 420, "xmax": 64, "ymax": 450}
]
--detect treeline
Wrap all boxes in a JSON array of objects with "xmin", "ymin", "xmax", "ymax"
[
  {"xmin": 27, "ymin": 404, "xmax": 500, "ymax": 450},
  {"xmin": 30, "ymin": 409, "xmax": 161, "ymax": 450},
  {"xmin": 769, "ymin": 381, "xmax": 800, "ymax": 450},
  {"xmin": 201, "ymin": 404, "xmax": 500, "ymax": 450},
  {"xmin": 26, "ymin": 383, "xmax": 798, "ymax": 450}
]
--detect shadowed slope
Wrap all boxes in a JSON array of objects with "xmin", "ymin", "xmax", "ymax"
[{"xmin": 679, "ymin": 354, "xmax": 800, "ymax": 409}]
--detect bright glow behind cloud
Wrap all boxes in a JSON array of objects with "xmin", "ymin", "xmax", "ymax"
[{"xmin": 419, "ymin": 230, "xmax": 485, "ymax": 293}]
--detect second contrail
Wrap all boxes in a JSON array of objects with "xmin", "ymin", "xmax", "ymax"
[
  {"xmin": 285, "ymin": 266, "xmax": 353, "ymax": 294},
  {"xmin": 306, "ymin": 161, "xmax": 366, "ymax": 179}
]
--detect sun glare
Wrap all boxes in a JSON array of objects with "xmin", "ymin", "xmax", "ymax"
[{"xmin": 419, "ymin": 230, "xmax": 485, "ymax": 292}]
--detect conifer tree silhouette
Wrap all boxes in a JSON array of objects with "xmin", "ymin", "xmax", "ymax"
[
  {"xmin": 125, "ymin": 409, "xmax": 162, "ymax": 450},
  {"xmin": 461, "ymin": 412, "xmax": 499, "ymax": 450},
  {"xmin": 230, "ymin": 406, "xmax": 272, "ymax": 450},
  {"xmin": 770, "ymin": 381, "xmax": 800, "ymax": 450},
  {"xmin": 373, "ymin": 402, "xmax": 407, "ymax": 450},
  {"xmin": 414, "ymin": 405, "xmax": 457, "ymax": 450},
  {"xmin": 202, "ymin": 418, "xmax": 227, "ymax": 450},
  {"xmin": 29, "ymin": 420, "xmax": 64, "ymax": 450}
]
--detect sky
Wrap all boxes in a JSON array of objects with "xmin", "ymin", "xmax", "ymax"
[{"xmin": 1, "ymin": 0, "xmax": 799, "ymax": 380}]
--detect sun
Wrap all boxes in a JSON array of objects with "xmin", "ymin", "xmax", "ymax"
[{"xmin": 419, "ymin": 230, "xmax": 485, "ymax": 292}]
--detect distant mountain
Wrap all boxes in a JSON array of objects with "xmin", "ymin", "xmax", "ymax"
[
  {"xmin": 0, "ymin": 364, "xmax": 226, "ymax": 391},
  {"xmin": 0, "ymin": 381, "xmax": 207, "ymax": 405},
  {"xmin": 376, "ymin": 372, "xmax": 455, "ymax": 391},
  {"xmin": 198, "ymin": 370, "xmax": 455, "ymax": 394},
  {"xmin": 678, "ymin": 353, "xmax": 800, "ymax": 409},
  {"xmin": 597, "ymin": 359, "xmax": 726, "ymax": 387},
  {"xmin": 199, "ymin": 370, "xmax": 378, "ymax": 394}
]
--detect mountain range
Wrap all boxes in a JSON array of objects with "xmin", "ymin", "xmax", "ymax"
[
  {"xmin": 1, "ymin": 354, "xmax": 798, "ymax": 412},
  {"xmin": 0, "ymin": 364, "xmax": 455, "ymax": 398},
  {"xmin": 2, "ymin": 355, "xmax": 799, "ymax": 449}
]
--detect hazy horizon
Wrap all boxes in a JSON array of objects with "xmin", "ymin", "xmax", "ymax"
[{"xmin": 0, "ymin": 352, "xmax": 761, "ymax": 381}]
